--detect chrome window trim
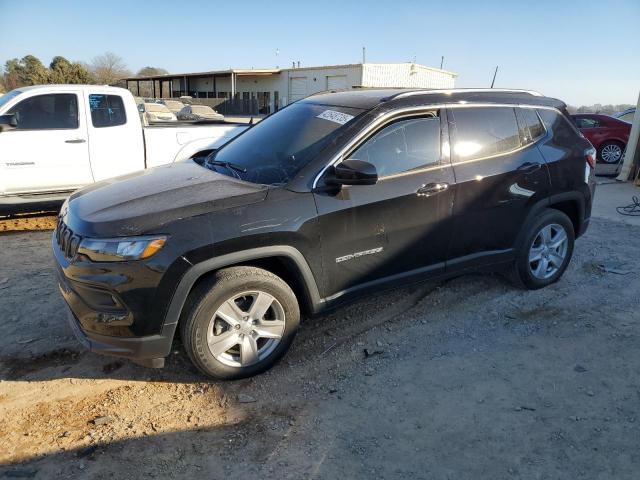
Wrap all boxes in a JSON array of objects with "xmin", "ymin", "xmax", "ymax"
[{"xmin": 311, "ymin": 103, "xmax": 564, "ymax": 189}]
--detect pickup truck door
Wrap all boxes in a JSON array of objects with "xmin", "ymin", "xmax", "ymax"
[
  {"xmin": 0, "ymin": 91, "xmax": 93, "ymax": 194},
  {"xmin": 313, "ymin": 112, "xmax": 455, "ymax": 301},
  {"xmin": 85, "ymin": 92, "xmax": 145, "ymax": 181}
]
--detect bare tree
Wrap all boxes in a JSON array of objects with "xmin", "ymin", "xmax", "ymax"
[{"xmin": 91, "ymin": 52, "xmax": 131, "ymax": 85}]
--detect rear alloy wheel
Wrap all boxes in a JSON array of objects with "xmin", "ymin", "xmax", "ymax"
[
  {"xmin": 598, "ymin": 141, "xmax": 624, "ymax": 164},
  {"xmin": 528, "ymin": 224, "xmax": 568, "ymax": 280},
  {"xmin": 513, "ymin": 209, "xmax": 575, "ymax": 289},
  {"xmin": 181, "ymin": 266, "xmax": 300, "ymax": 379}
]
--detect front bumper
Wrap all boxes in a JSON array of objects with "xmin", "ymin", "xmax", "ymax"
[
  {"xmin": 52, "ymin": 230, "xmax": 182, "ymax": 367},
  {"xmin": 59, "ymin": 277, "xmax": 177, "ymax": 367},
  {"xmin": 61, "ymin": 284, "xmax": 176, "ymax": 367}
]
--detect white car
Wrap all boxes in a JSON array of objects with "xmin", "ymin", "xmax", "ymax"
[
  {"xmin": 177, "ymin": 104, "xmax": 225, "ymax": 122},
  {"xmin": 140, "ymin": 103, "xmax": 177, "ymax": 123},
  {"xmin": 0, "ymin": 85, "xmax": 247, "ymax": 212}
]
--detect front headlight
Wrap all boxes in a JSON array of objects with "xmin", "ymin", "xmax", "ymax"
[{"xmin": 78, "ymin": 236, "xmax": 167, "ymax": 262}]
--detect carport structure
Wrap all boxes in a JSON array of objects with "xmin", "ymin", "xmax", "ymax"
[{"xmin": 122, "ymin": 68, "xmax": 280, "ymax": 100}]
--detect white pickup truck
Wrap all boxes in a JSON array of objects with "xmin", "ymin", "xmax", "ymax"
[{"xmin": 0, "ymin": 85, "xmax": 247, "ymax": 213}]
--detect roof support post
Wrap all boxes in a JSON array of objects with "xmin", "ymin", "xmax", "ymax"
[
  {"xmin": 616, "ymin": 90, "xmax": 640, "ymax": 182},
  {"xmin": 231, "ymin": 72, "xmax": 236, "ymax": 98},
  {"xmin": 152, "ymin": 78, "xmax": 156, "ymax": 98}
]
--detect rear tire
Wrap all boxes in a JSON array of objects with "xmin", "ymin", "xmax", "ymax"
[
  {"xmin": 180, "ymin": 266, "xmax": 300, "ymax": 380},
  {"xmin": 512, "ymin": 209, "xmax": 575, "ymax": 290}
]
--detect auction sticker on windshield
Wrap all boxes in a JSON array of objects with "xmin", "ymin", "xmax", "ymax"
[{"xmin": 316, "ymin": 110, "xmax": 354, "ymax": 125}]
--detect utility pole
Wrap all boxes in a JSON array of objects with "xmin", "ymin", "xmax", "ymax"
[
  {"xmin": 362, "ymin": 46, "xmax": 366, "ymax": 64},
  {"xmin": 440, "ymin": 56, "xmax": 444, "ymax": 69},
  {"xmin": 490, "ymin": 66, "xmax": 499, "ymax": 88}
]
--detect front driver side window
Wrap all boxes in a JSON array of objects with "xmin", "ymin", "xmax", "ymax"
[
  {"xmin": 348, "ymin": 114, "xmax": 441, "ymax": 177},
  {"xmin": 8, "ymin": 93, "xmax": 78, "ymax": 130}
]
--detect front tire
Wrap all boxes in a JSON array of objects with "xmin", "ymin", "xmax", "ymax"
[
  {"xmin": 180, "ymin": 266, "xmax": 300, "ymax": 380},
  {"xmin": 513, "ymin": 209, "xmax": 575, "ymax": 290}
]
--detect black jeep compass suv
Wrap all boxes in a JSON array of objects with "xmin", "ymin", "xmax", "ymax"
[{"xmin": 53, "ymin": 88, "xmax": 596, "ymax": 379}]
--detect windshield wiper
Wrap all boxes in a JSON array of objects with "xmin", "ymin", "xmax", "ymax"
[{"xmin": 205, "ymin": 159, "xmax": 247, "ymax": 175}]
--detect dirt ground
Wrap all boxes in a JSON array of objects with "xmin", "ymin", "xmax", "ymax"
[{"xmin": 1, "ymin": 182, "xmax": 639, "ymax": 479}]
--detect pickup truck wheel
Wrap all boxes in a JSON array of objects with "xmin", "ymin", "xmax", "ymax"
[
  {"xmin": 512, "ymin": 209, "xmax": 574, "ymax": 290},
  {"xmin": 180, "ymin": 266, "xmax": 300, "ymax": 380}
]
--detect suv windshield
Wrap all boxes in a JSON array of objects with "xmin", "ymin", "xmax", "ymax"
[{"xmin": 207, "ymin": 102, "xmax": 364, "ymax": 185}]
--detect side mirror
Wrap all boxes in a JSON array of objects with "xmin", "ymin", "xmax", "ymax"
[
  {"xmin": 329, "ymin": 159, "xmax": 378, "ymax": 186},
  {"xmin": 0, "ymin": 114, "xmax": 17, "ymax": 132}
]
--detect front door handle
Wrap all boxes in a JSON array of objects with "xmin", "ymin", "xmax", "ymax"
[
  {"xmin": 417, "ymin": 182, "xmax": 449, "ymax": 197},
  {"xmin": 517, "ymin": 162, "xmax": 542, "ymax": 174},
  {"xmin": 65, "ymin": 138, "xmax": 86, "ymax": 144}
]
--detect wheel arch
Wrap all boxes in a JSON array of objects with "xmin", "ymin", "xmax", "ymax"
[
  {"xmin": 515, "ymin": 192, "xmax": 586, "ymax": 250},
  {"xmin": 163, "ymin": 246, "xmax": 323, "ymax": 332}
]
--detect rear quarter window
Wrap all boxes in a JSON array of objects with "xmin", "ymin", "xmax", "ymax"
[
  {"xmin": 516, "ymin": 107, "xmax": 546, "ymax": 145},
  {"xmin": 89, "ymin": 94, "xmax": 126, "ymax": 128}
]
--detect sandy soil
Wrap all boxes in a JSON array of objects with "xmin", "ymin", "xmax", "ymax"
[
  {"xmin": 0, "ymin": 191, "xmax": 639, "ymax": 479},
  {"xmin": 0, "ymin": 214, "xmax": 57, "ymax": 232}
]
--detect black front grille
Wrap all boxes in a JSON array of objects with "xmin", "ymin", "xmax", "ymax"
[{"xmin": 56, "ymin": 219, "xmax": 82, "ymax": 259}]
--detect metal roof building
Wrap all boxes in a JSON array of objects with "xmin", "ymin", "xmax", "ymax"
[{"xmin": 122, "ymin": 62, "xmax": 457, "ymax": 115}]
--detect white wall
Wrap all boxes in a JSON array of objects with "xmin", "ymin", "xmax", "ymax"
[
  {"xmin": 166, "ymin": 63, "xmax": 458, "ymax": 112},
  {"xmin": 277, "ymin": 65, "xmax": 363, "ymax": 104},
  {"xmin": 362, "ymin": 63, "xmax": 456, "ymax": 89}
]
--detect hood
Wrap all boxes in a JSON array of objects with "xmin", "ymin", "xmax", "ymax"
[{"xmin": 64, "ymin": 161, "xmax": 268, "ymax": 237}]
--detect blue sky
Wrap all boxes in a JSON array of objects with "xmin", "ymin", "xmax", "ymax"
[{"xmin": 1, "ymin": 0, "xmax": 638, "ymax": 105}]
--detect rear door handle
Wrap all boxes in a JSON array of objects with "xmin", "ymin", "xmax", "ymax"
[
  {"xmin": 517, "ymin": 162, "xmax": 542, "ymax": 174},
  {"xmin": 65, "ymin": 138, "xmax": 86, "ymax": 144},
  {"xmin": 417, "ymin": 182, "xmax": 449, "ymax": 197}
]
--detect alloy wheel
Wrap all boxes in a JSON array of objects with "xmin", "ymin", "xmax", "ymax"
[
  {"xmin": 600, "ymin": 144, "xmax": 623, "ymax": 163},
  {"xmin": 206, "ymin": 291, "xmax": 286, "ymax": 368},
  {"xmin": 528, "ymin": 223, "xmax": 568, "ymax": 280}
]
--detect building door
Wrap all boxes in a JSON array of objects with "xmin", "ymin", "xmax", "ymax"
[
  {"xmin": 327, "ymin": 75, "xmax": 348, "ymax": 90},
  {"xmin": 257, "ymin": 92, "xmax": 270, "ymax": 115},
  {"xmin": 289, "ymin": 77, "xmax": 307, "ymax": 103}
]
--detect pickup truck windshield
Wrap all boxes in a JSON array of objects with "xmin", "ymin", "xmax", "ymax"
[
  {"xmin": 208, "ymin": 102, "xmax": 364, "ymax": 185},
  {"xmin": 0, "ymin": 89, "xmax": 22, "ymax": 109}
]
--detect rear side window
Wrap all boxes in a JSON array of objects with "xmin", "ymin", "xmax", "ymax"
[
  {"xmin": 516, "ymin": 108, "xmax": 545, "ymax": 145},
  {"xmin": 349, "ymin": 114, "xmax": 441, "ymax": 177},
  {"xmin": 574, "ymin": 117, "xmax": 600, "ymax": 128},
  {"xmin": 89, "ymin": 94, "xmax": 126, "ymax": 128},
  {"xmin": 451, "ymin": 107, "xmax": 520, "ymax": 162},
  {"xmin": 8, "ymin": 93, "xmax": 78, "ymax": 130}
]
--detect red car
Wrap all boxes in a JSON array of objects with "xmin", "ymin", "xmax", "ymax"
[{"xmin": 571, "ymin": 114, "xmax": 630, "ymax": 164}]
